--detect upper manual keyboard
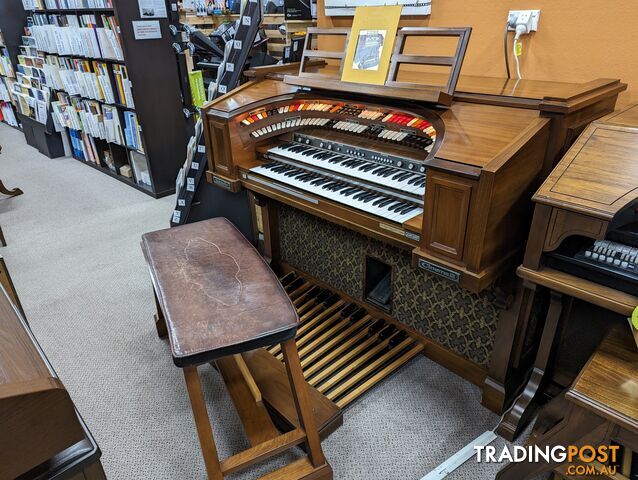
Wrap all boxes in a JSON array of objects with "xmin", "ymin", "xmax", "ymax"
[{"xmin": 267, "ymin": 142, "xmax": 426, "ymax": 197}]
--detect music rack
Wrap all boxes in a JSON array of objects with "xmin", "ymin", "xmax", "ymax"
[
  {"xmin": 16, "ymin": 0, "xmax": 187, "ymax": 197},
  {"xmin": 284, "ymin": 26, "xmax": 471, "ymax": 106}
]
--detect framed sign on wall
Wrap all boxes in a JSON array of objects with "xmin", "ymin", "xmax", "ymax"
[{"xmin": 324, "ymin": 0, "xmax": 431, "ymax": 17}]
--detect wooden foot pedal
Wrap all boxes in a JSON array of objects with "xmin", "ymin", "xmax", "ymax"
[{"xmin": 271, "ymin": 271, "xmax": 424, "ymax": 409}]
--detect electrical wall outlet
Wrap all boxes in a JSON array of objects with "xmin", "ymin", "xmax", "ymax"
[{"xmin": 508, "ymin": 10, "xmax": 541, "ymax": 32}]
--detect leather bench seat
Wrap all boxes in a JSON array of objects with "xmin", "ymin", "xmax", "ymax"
[{"xmin": 141, "ymin": 218, "xmax": 298, "ymax": 367}]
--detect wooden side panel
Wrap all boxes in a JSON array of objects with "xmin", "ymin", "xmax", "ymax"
[
  {"xmin": 544, "ymin": 209, "xmax": 607, "ymax": 252},
  {"xmin": 478, "ymin": 124, "xmax": 549, "ymax": 271},
  {"xmin": 422, "ymin": 172, "xmax": 474, "ymax": 261},
  {"xmin": 208, "ymin": 119, "xmax": 233, "ymax": 175},
  {"xmin": 0, "ymin": 385, "xmax": 85, "ymax": 480}
]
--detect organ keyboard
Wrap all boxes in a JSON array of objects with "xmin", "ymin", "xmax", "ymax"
[{"xmin": 202, "ymin": 26, "xmax": 625, "ymax": 415}]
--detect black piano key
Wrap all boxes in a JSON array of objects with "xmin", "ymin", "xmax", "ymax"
[
  {"xmin": 372, "ymin": 196, "xmax": 390, "ymax": 206},
  {"xmin": 371, "ymin": 166, "xmax": 388, "ymax": 175},
  {"xmin": 399, "ymin": 205, "xmax": 417, "ymax": 215},
  {"xmin": 376, "ymin": 198, "xmax": 395, "ymax": 208}
]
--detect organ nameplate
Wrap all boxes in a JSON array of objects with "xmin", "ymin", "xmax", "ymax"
[
  {"xmin": 418, "ymin": 259, "xmax": 460, "ymax": 283},
  {"xmin": 213, "ymin": 176, "xmax": 232, "ymax": 190},
  {"xmin": 404, "ymin": 230, "xmax": 420, "ymax": 242}
]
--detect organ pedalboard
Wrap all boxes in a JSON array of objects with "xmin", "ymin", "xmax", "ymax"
[{"xmin": 272, "ymin": 271, "xmax": 424, "ymax": 409}]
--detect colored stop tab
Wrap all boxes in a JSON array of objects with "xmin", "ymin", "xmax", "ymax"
[{"xmin": 632, "ymin": 305, "xmax": 638, "ymax": 330}]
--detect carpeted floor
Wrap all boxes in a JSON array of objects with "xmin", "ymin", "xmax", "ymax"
[{"xmin": 0, "ymin": 123, "xmax": 532, "ymax": 480}]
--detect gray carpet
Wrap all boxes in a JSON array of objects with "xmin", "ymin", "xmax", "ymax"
[{"xmin": 0, "ymin": 123, "xmax": 531, "ymax": 479}]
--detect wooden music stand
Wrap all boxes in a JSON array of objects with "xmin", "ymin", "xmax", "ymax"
[{"xmin": 284, "ymin": 27, "xmax": 472, "ymax": 106}]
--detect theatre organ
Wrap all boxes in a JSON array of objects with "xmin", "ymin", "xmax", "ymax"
[{"xmin": 201, "ymin": 26, "xmax": 626, "ymax": 416}]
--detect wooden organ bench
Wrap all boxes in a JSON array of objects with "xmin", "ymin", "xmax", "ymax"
[{"xmin": 141, "ymin": 218, "xmax": 333, "ymax": 480}]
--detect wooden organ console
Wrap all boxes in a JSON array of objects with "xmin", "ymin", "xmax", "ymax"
[{"xmin": 201, "ymin": 26, "xmax": 626, "ymax": 417}]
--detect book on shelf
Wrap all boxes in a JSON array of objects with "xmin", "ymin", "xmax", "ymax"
[
  {"xmin": 0, "ymin": 102, "xmax": 19, "ymax": 127},
  {"xmin": 189, "ymin": 71, "xmax": 206, "ymax": 107},
  {"xmin": 22, "ymin": 0, "xmax": 45, "ymax": 10},
  {"xmin": 0, "ymin": 78, "xmax": 15, "ymax": 103},
  {"xmin": 29, "ymin": 13, "xmax": 123, "ymax": 61},
  {"xmin": 102, "ymin": 103, "xmax": 124, "ymax": 145},
  {"xmin": 43, "ymin": 0, "xmax": 114, "ymax": 9},
  {"xmin": 129, "ymin": 150, "xmax": 151, "ymax": 188},
  {"xmin": 0, "ymin": 48, "xmax": 15, "ymax": 78},
  {"xmin": 93, "ymin": 60, "xmax": 115, "ymax": 103},
  {"xmin": 68, "ymin": 128, "xmax": 102, "ymax": 165},
  {"xmin": 123, "ymin": 110, "xmax": 143, "ymax": 152},
  {"xmin": 112, "ymin": 64, "xmax": 134, "ymax": 107}
]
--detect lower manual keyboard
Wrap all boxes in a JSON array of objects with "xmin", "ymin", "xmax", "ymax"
[
  {"xmin": 268, "ymin": 143, "xmax": 426, "ymax": 196},
  {"xmin": 249, "ymin": 160, "xmax": 423, "ymax": 224}
]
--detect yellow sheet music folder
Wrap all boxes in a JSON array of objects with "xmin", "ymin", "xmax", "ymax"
[{"xmin": 341, "ymin": 5, "xmax": 402, "ymax": 86}]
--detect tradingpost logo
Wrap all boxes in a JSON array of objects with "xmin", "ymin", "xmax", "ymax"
[{"xmin": 474, "ymin": 444, "xmax": 621, "ymax": 476}]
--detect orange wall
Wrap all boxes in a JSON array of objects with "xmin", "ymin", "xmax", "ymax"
[{"xmin": 317, "ymin": 0, "xmax": 637, "ymax": 107}]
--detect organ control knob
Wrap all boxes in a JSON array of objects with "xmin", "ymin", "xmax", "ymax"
[
  {"xmin": 419, "ymin": 166, "xmax": 426, "ymax": 173},
  {"xmin": 320, "ymin": 142, "xmax": 325, "ymax": 148},
  {"xmin": 306, "ymin": 139, "xmax": 311, "ymax": 145},
  {"xmin": 408, "ymin": 164, "xmax": 414, "ymax": 170},
  {"xmin": 397, "ymin": 161, "xmax": 403, "ymax": 167},
  {"xmin": 327, "ymin": 144, "xmax": 333, "ymax": 150}
]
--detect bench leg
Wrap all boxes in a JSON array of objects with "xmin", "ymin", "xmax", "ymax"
[
  {"xmin": 153, "ymin": 290, "xmax": 168, "ymax": 339},
  {"xmin": 183, "ymin": 366, "xmax": 224, "ymax": 480},
  {"xmin": 281, "ymin": 339, "xmax": 327, "ymax": 469}
]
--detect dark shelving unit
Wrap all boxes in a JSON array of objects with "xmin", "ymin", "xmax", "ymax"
[
  {"xmin": 0, "ymin": 2, "xmax": 28, "ymax": 67},
  {"xmin": 16, "ymin": 0, "xmax": 188, "ymax": 197},
  {"xmin": 0, "ymin": 1, "xmax": 29, "ymax": 130}
]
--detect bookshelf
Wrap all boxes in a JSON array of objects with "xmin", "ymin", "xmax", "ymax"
[
  {"xmin": 0, "ymin": 2, "xmax": 28, "ymax": 129},
  {"xmin": 21, "ymin": 0, "xmax": 187, "ymax": 198}
]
